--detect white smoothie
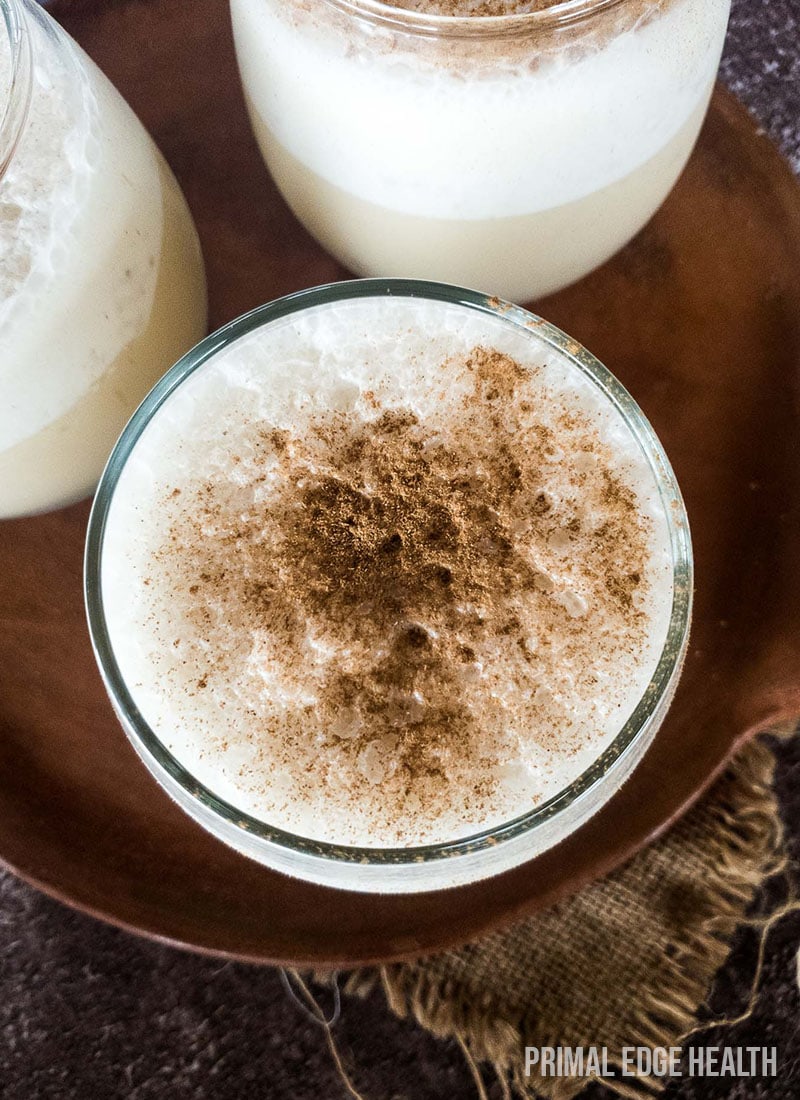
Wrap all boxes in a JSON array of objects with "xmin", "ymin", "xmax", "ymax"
[
  {"xmin": 230, "ymin": 0, "xmax": 730, "ymax": 301},
  {"xmin": 0, "ymin": 2, "xmax": 207, "ymax": 518},
  {"xmin": 100, "ymin": 294, "xmax": 677, "ymax": 850}
]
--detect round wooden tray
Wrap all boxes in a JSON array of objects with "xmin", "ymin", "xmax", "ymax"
[{"xmin": 4, "ymin": 0, "xmax": 800, "ymax": 966}]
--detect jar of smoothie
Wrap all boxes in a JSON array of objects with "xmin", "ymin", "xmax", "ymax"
[
  {"xmin": 230, "ymin": 0, "xmax": 730, "ymax": 303},
  {"xmin": 0, "ymin": 0, "xmax": 207, "ymax": 518}
]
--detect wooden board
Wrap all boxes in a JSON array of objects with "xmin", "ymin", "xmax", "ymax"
[{"xmin": 2, "ymin": 0, "xmax": 799, "ymax": 965}]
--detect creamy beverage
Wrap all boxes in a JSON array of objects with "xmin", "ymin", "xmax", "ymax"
[
  {"xmin": 0, "ymin": 0, "xmax": 207, "ymax": 519},
  {"xmin": 230, "ymin": 0, "xmax": 730, "ymax": 302},
  {"xmin": 90, "ymin": 286, "xmax": 691, "ymax": 891}
]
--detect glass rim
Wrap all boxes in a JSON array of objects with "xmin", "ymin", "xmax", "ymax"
[
  {"xmin": 85, "ymin": 278, "xmax": 693, "ymax": 868},
  {"xmin": 317, "ymin": 0, "xmax": 630, "ymax": 37},
  {"xmin": 0, "ymin": 0, "xmax": 31, "ymax": 179}
]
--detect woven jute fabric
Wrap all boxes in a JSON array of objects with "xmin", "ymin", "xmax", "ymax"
[{"xmin": 345, "ymin": 736, "xmax": 786, "ymax": 1099}]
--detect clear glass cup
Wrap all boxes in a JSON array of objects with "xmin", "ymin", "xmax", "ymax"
[
  {"xmin": 85, "ymin": 279, "xmax": 693, "ymax": 894},
  {"xmin": 230, "ymin": 0, "xmax": 730, "ymax": 303},
  {"xmin": 0, "ymin": 0, "xmax": 208, "ymax": 519}
]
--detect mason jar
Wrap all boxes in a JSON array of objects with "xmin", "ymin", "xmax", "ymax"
[
  {"xmin": 230, "ymin": 0, "xmax": 730, "ymax": 303},
  {"xmin": 0, "ymin": 0, "xmax": 207, "ymax": 518}
]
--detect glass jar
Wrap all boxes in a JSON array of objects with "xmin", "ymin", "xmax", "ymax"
[
  {"xmin": 0, "ymin": 0, "xmax": 208, "ymax": 519},
  {"xmin": 230, "ymin": 0, "xmax": 730, "ymax": 304},
  {"xmin": 86, "ymin": 279, "xmax": 693, "ymax": 894}
]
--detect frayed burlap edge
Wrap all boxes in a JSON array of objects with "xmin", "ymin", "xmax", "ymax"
[{"xmin": 343, "ymin": 736, "xmax": 787, "ymax": 1100}]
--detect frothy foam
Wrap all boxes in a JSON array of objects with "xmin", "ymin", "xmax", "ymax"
[
  {"xmin": 0, "ymin": 10, "xmax": 162, "ymax": 455},
  {"xmin": 0, "ymin": 21, "xmax": 90, "ymax": 310},
  {"xmin": 231, "ymin": 0, "xmax": 728, "ymax": 221},
  {"xmin": 101, "ymin": 296, "xmax": 674, "ymax": 848}
]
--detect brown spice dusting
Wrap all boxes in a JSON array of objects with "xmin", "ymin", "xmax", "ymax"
[
  {"xmin": 384, "ymin": 1, "xmax": 571, "ymax": 18},
  {"xmin": 287, "ymin": 0, "xmax": 676, "ymax": 83},
  {"xmin": 152, "ymin": 345, "xmax": 654, "ymax": 836}
]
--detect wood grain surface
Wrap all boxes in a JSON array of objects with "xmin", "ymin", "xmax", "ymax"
[{"xmin": 1, "ymin": 0, "xmax": 799, "ymax": 966}]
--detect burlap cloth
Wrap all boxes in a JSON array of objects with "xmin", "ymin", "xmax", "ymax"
[{"xmin": 334, "ymin": 734, "xmax": 790, "ymax": 1098}]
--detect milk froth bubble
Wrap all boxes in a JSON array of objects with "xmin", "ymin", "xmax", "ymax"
[
  {"xmin": 0, "ymin": 0, "xmax": 207, "ymax": 518},
  {"xmin": 89, "ymin": 285, "xmax": 692, "ymax": 892},
  {"xmin": 230, "ymin": 0, "xmax": 730, "ymax": 301}
]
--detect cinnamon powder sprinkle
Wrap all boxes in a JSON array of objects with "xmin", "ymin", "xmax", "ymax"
[{"xmin": 148, "ymin": 345, "xmax": 654, "ymax": 842}]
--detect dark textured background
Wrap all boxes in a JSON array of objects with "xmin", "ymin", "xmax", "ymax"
[{"xmin": 2, "ymin": 1, "xmax": 800, "ymax": 1096}]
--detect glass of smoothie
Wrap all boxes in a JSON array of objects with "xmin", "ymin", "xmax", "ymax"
[
  {"xmin": 230, "ymin": 0, "xmax": 730, "ymax": 303},
  {"xmin": 0, "ymin": 0, "xmax": 208, "ymax": 519},
  {"xmin": 86, "ymin": 280, "xmax": 692, "ymax": 893}
]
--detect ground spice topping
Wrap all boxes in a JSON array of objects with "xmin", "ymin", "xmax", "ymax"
[{"xmin": 147, "ymin": 344, "xmax": 655, "ymax": 842}]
